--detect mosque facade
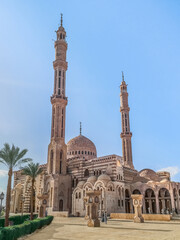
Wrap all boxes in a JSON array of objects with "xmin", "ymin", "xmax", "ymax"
[{"xmin": 11, "ymin": 17, "xmax": 180, "ymax": 216}]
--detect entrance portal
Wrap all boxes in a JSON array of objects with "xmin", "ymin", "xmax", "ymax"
[
  {"xmin": 59, "ymin": 199, "xmax": 63, "ymax": 211},
  {"xmin": 125, "ymin": 189, "xmax": 131, "ymax": 213}
]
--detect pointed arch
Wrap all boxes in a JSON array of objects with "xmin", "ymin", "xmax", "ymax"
[{"xmin": 50, "ymin": 150, "xmax": 53, "ymax": 173}]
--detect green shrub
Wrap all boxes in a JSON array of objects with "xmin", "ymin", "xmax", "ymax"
[
  {"xmin": 0, "ymin": 229, "xmax": 3, "ymax": 240},
  {"xmin": 0, "ymin": 216, "xmax": 53, "ymax": 240},
  {"xmin": 0, "ymin": 214, "xmax": 37, "ymax": 227}
]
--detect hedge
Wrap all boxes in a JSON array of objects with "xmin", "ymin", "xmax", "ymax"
[
  {"xmin": 0, "ymin": 214, "xmax": 38, "ymax": 227},
  {"xmin": 0, "ymin": 216, "xmax": 53, "ymax": 240}
]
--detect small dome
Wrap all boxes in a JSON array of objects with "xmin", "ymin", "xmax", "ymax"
[
  {"xmin": 139, "ymin": 169, "xmax": 159, "ymax": 182},
  {"xmin": 98, "ymin": 174, "xmax": 111, "ymax": 182},
  {"xmin": 87, "ymin": 176, "xmax": 97, "ymax": 183},
  {"xmin": 77, "ymin": 181, "xmax": 85, "ymax": 188},
  {"xmin": 67, "ymin": 135, "xmax": 97, "ymax": 160},
  {"xmin": 160, "ymin": 179, "xmax": 169, "ymax": 183}
]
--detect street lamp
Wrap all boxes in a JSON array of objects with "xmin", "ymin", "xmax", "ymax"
[{"xmin": 0, "ymin": 192, "xmax": 5, "ymax": 215}]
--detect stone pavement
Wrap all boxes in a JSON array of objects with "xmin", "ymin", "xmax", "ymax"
[{"xmin": 23, "ymin": 217, "xmax": 180, "ymax": 240}]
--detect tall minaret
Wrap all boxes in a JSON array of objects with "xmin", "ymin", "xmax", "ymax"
[
  {"xmin": 47, "ymin": 14, "xmax": 68, "ymax": 175},
  {"xmin": 120, "ymin": 72, "xmax": 134, "ymax": 169}
]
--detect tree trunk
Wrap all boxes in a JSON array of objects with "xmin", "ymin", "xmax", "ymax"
[
  {"xmin": 5, "ymin": 168, "xmax": 12, "ymax": 227},
  {"xmin": 30, "ymin": 178, "xmax": 35, "ymax": 220}
]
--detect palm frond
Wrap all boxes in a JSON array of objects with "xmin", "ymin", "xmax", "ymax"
[
  {"xmin": 0, "ymin": 143, "xmax": 31, "ymax": 170},
  {"xmin": 21, "ymin": 162, "xmax": 43, "ymax": 179}
]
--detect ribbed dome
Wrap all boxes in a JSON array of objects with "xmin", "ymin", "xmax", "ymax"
[
  {"xmin": 67, "ymin": 135, "xmax": 97, "ymax": 160},
  {"xmin": 98, "ymin": 174, "xmax": 111, "ymax": 182},
  {"xmin": 77, "ymin": 181, "xmax": 85, "ymax": 188},
  {"xmin": 139, "ymin": 169, "xmax": 159, "ymax": 182},
  {"xmin": 87, "ymin": 176, "xmax": 97, "ymax": 183}
]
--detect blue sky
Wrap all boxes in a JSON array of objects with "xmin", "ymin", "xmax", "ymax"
[{"xmin": 0, "ymin": 0, "xmax": 180, "ymax": 197}]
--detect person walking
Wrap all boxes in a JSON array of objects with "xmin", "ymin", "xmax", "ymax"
[{"xmin": 104, "ymin": 211, "xmax": 107, "ymax": 224}]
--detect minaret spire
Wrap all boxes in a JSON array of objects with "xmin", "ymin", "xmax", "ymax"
[
  {"xmin": 120, "ymin": 75, "xmax": 134, "ymax": 169},
  {"xmin": 122, "ymin": 71, "xmax": 124, "ymax": 82},
  {"xmin": 46, "ymin": 16, "xmax": 72, "ymax": 213},
  {"xmin": 61, "ymin": 13, "xmax": 63, "ymax": 26},
  {"xmin": 80, "ymin": 122, "xmax": 82, "ymax": 135},
  {"xmin": 48, "ymin": 16, "xmax": 68, "ymax": 175}
]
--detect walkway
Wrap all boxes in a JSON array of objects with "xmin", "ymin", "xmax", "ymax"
[{"xmin": 23, "ymin": 217, "xmax": 180, "ymax": 240}]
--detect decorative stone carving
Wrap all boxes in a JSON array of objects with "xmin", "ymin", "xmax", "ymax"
[
  {"xmin": 131, "ymin": 194, "xmax": 144, "ymax": 223},
  {"xmin": 84, "ymin": 190, "xmax": 101, "ymax": 227},
  {"xmin": 37, "ymin": 192, "xmax": 49, "ymax": 218}
]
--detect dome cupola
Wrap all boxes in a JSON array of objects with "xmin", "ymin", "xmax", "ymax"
[{"xmin": 67, "ymin": 123, "xmax": 97, "ymax": 160}]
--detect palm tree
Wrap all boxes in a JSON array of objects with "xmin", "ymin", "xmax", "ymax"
[
  {"xmin": 0, "ymin": 143, "xmax": 32, "ymax": 226},
  {"xmin": 21, "ymin": 162, "xmax": 43, "ymax": 220}
]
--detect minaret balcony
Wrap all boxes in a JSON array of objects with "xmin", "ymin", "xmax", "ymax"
[
  {"xmin": 51, "ymin": 95, "xmax": 68, "ymax": 105},
  {"xmin": 51, "ymin": 94, "xmax": 67, "ymax": 100},
  {"xmin": 120, "ymin": 132, "xmax": 132, "ymax": 137}
]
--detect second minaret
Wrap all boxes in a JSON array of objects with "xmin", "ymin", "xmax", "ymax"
[{"xmin": 120, "ymin": 73, "xmax": 134, "ymax": 169}]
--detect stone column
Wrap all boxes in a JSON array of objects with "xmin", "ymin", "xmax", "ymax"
[
  {"xmin": 142, "ymin": 198, "xmax": 146, "ymax": 214},
  {"xmin": 177, "ymin": 193, "xmax": 180, "ymax": 214},
  {"xmin": 149, "ymin": 200, "xmax": 152, "ymax": 213},
  {"xmin": 130, "ymin": 198, "xmax": 133, "ymax": 213},
  {"xmin": 155, "ymin": 193, "xmax": 160, "ymax": 214},
  {"xmin": 85, "ymin": 204, "xmax": 89, "ymax": 220},
  {"xmin": 170, "ymin": 191, "xmax": 175, "ymax": 210}
]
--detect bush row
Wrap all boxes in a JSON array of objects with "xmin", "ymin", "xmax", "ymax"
[
  {"xmin": 0, "ymin": 216, "xmax": 53, "ymax": 240},
  {"xmin": 0, "ymin": 214, "xmax": 38, "ymax": 227}
]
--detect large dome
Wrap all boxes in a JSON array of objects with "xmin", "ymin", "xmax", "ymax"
[
  {"xmin": 139, "ymin": 169, "xmax": 160, "ymax": 182},
  {"xmin": 67, "ymin": 134, "xmax": 97, "ymax": 160}
]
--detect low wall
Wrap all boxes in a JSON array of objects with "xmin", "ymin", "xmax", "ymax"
[
  {"xmin": 48, "ymin": 211, "xmax": 69, "ymax": 217},
  {"xmin": 110, "ymin": 213, "xmax": 172, "ymax": 221}
]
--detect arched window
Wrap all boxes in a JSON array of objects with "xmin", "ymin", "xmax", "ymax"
[
  {"xmin": 95, "ymin": 196, "xmax": 99, "ymax": 203},
  {"xmin": 60, "ymin": 33, "xmax": 62, "ymax": 39},
  {"xmin": 125, "ymin": 189, "xmax": 130, "ymax": 198},
  {"xmin": 84, "ymin": 169, "xmax": 89, "ymax": 177},
  {"xmin": 52, "ymin": 107, "xmax": 55, "ymax": 137},
  {"xmin": 60, "ymin": 150, "xmax": 63, "ymax": 174},
  {"xmin": 76, "ymin": 178, "xmax": 78, "ymax": 186},
  {"xmin": 76, "ymin": 192, "xmax": 78, "ymax": 199},
  {"xmin": 50, "ymin": 150, "xmax": 53, "ymax": 173},
  {"xmin": 133, "ymin": 189, "xmax": 141, "ymax": 194},
  {"xmin": 62, "ymin": 71, "xmax": 65, "ymax": 90},
  {"xmin": 58, "ymin": 71, "xmax": 61, "ymax": 95},
  {"xmin": 79, "ymin": 192, "xmax": 81, "ymax": 199}
]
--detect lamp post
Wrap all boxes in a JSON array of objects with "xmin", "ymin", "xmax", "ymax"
[{"xmin": 0, "ymin": 192, "xmax": 5, "ymax": 215}]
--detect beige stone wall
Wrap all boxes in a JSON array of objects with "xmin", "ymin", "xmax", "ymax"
[{"xmin": 110, "ymin": 213, "xmax": 172, "ymax": 221}]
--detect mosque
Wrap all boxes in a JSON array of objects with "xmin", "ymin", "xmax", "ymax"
[{"xmin": 10, "ymin": 17, "xmax": 180, "ymax": 216}]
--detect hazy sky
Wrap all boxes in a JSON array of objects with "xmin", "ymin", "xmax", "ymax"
[{"xmin": 0, "ymin": 0, "xmax": 180, "ymax": 196}]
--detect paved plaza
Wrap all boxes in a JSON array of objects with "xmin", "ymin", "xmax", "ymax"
[{"xmin": 23, "ymin": 217, "xmax": 180, "ymax": 240}]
